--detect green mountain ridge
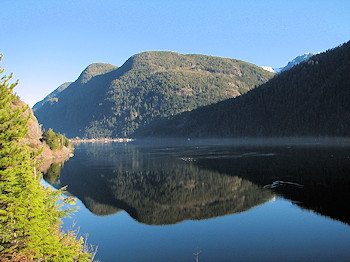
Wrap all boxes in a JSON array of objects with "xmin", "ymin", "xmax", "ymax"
[
  {"xmin": 76, "ymin": 62, "xmax": 118, "ymax": 84},
  {"xmin": 136, "ymin": 41, "xmax": 350, "ymax": 137},
  {"xmin": 34, "ymin": 51, "xmax": 274, "ymax": 138},
  {"xmin": 33, "ymin": 82, "xmax": 72, "ymax": 111}
]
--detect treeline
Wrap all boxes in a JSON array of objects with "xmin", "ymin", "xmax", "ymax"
[
  {"xmin": 136, "ymin": 41, "xmax": 350, "ymax": 138},
  {"xmin": 0, "ymin": 58, "xmax": 93, "ymax": 261},
  {"xmin": 34, "ymin": 51, "xmax": 274, "ymax": 138}
]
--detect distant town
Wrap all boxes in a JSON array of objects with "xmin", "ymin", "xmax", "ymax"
[{"xmin": 70, "ymin": 137, "xmax": 135, "ymax": 144}]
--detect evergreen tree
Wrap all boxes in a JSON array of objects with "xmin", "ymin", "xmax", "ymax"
[
  {"xmin": 0, "ymin": 55, "xmax": 92, "ymax": 261},
  {"xmin": 42, "ymin": 128, "xmax": 71, "ymax": 150}
]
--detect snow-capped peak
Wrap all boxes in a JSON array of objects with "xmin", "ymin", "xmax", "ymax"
[
  {"xmin": 263, "ymin": 53, "xmax": 315, "ymax": 74},
  {"xmin": 262, "ymin": 66, "xmax": 276, "ymax": 73}
]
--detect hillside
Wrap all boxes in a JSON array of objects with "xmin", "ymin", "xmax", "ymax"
[
  {"xmin": 12, "ymin": 98, "xmax": 73, "ymax": 163},
  {"xmin": 32, "ymin": 82, "xmax": 72, "ymax": 112},
  {"xmin": 34, "ymin": 52, "xmax": 274, "ymax": 138},
  {"xmin": 136, "ymin": 41, "xmax": 350, "ymax": 137}
]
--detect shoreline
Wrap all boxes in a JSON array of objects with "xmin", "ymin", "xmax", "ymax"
[{"xmin": 70, "ymin": 138, "xmax": 135, "ymax": 144}]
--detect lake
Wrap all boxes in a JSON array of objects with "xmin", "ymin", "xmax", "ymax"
[{"xmin": 43, "ymin": 138, "xmax": 350, "ymax": 262}]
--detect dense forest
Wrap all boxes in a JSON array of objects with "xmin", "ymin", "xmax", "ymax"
[
  {"xmin": 0, "ymin": 59, "xmax": 93, "ymax": 261},
  {"xmin": 34, "ymin": 51, "xmax": 274, "ymax": 138},
  {"xmin": 136, "ymin": 41, "xmax": 350, "ymax": 137}
]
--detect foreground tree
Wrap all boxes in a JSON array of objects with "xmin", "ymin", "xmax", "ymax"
[{"xmin": 0, "ymin": 55, "xmax": 92, "ymax": 261}]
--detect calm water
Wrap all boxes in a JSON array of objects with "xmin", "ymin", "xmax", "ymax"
[{"xmin": 44, "ymin": 139, "xmax": 350, "ymax": 262}]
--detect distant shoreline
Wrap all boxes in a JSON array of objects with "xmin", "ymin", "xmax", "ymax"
[{"xmin": 70, "ymin": 138, "xmax": 135, "ymax": 144}]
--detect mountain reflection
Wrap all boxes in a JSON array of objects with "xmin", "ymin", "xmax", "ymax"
[
  {"xmin": 44, "ymin": 141, "xmax": 350, "ymax": 225},
  {"xmin": 191, "ymin": 144, "xmax": 350, "ymax": 225},
  {"xmin": 44, "ymin": 143, "xmax": 273, "ymax": 225}
]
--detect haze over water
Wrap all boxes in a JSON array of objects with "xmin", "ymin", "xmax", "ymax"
[{"xmin": 44, "ymin": 138, "xmax": 350, "ymax": 261}]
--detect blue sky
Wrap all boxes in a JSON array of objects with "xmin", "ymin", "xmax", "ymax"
[{"xmin": 1, "ymin": 0, "xmax": 349, "ymax": 106}]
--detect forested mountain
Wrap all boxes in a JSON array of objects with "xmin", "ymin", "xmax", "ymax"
[
  {"xmin": 34, "ymin": 52, "xmax": 274, "ymax": 138},
  {"xmin": 137, "ymin": 41, "xmax": 350, "ymax": 137}
]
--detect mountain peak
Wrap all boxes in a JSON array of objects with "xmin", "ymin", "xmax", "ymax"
[
  {"xmin": 77, "ymin": 63, "xmax": 118, "ymax": 84},
  {"xmin": 262, "ymin": 66, "xmax": 275, "ymax": 73},
  {"xmin": 273, "ymin": 53, "xmax": 314, "ymax": 73}
]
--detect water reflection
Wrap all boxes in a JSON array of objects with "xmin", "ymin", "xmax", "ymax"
[
  {"xmin": 44, "ymin": 141, "xmax": 350, "ymax": 225},
  {"xmin": 44, "ymin": 143, "xmax": 273, "ymax": 224},
  {"xmin": 191, "ymin": 145, "xmax": 350, "ymax": 225}
]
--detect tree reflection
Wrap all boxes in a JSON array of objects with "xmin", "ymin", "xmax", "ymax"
[
  {"xmin": 43, "ymin": 142, "xmax": 350, "ymax": 225},
  {"xmin": 44, "ymin": 143, "xmax": 273, "ymax": 224}
]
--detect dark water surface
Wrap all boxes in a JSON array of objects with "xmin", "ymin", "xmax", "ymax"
[{"xmin": 44, "ymin": 139, "xmax": 350, "ymax": 262}]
